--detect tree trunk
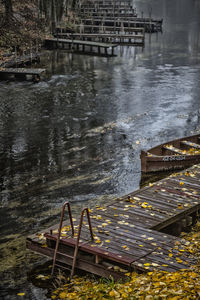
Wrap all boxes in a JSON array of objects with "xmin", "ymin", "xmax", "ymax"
[
  {"xmin": 4, "ymin": 0, "xmax": 13, "ymax": 20},
  {"xmin": 51, "ymin": 0, "xmax": 57, "ymax": 33}
]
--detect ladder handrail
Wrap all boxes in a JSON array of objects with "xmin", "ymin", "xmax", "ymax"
[
  {"xmin": 71, "ymin": 207, "xmax": 94, "ymax": 278},
  {"xmin": 51, "ymin": 201, "xmax": 74, "ymax": 276}
]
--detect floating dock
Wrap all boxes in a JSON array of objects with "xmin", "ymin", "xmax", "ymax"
[
  {"xmin": 57, "ymin": 25, "xmax": 144, "ymax": 35},
  {"xmin": 0, "ymin": 68, "xmax": 46, "ymax": 82},
  {"xmin": 80, "ymin": 18, "xmax": 162, "ymax": 33},
  {"xmin": 54, "ymin": 33, "xmax": 144, "ymax": 45},
  {"xmin": 26, "ymin": 164, "xmax": 200, "ymax": 279},
  {"xmin": 45, "ymin": 38, "xmax": 117, "ymax": 56}
]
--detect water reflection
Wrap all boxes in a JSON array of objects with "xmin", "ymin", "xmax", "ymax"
[{"xmin": 1, "ymin": 0, "xmax": 200, "ymax": 298}]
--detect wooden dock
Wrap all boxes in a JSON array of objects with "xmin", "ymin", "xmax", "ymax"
[
  {"xmin": 26, "ymin": 164, "xmax": 200, "ymax": 279},
  {"xmin": 51, "ymin": 0, "xmax": 162, "ymax": 56},
  {"xmin": 45, "ymin": 38, "xmax": 117, "ymax": 56},
  {"xmin": 54, "ymin": 33, "xmax": 144, "ymax": 45},
  {"xmin": 80, "ymin": 18, "xmax": 162, "ymax": 33},
  {"xmin": 57, "ymin": 25, "xmax": 144, "ymax": 35},
  {"xmin": 0, "ymin": 67, "xmax": 46, "ymax": 82}
]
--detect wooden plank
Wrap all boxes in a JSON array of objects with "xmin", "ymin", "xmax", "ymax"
[
  {"xmin": 79, "ymin": 13, "xmax": 138, "ymax": 18},
  {"xmin": 80, "ymin": 17, "xmax": 162, "ymax": 24},
  {"xmin": 45, "ymin": 38, "xmax": 117, "ymax": 48},
  {"xmin": 74, "ymin": 25, "xmax": 145, "ymax": 33},
  {"xmin": 44, "ymin": 233, "xmax": 136, "ymax": 265},
  {"xmin": 108, "ymin": 200, "xmax": 171, "ymax": 219},
  {"xmin": 55, "ymin": 33, "xmax": 144, "ymax": 40},
  {"xmin": 163, "ymin": 145, "xmax": 184, "ymax": 155},
  {"xmin": 0, "ymin": 67, "xmax": 45, "ymax": 75},
  {"xmin": 181, "ymin": 140, "xmax": 200, "ymax": 149},
  {"xmin": 26, "ymin": 239, "xmax": 126, "ymax": 280}
]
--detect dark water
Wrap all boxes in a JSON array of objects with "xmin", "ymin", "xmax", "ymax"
[{"xmin": 1, "ymin": 0, "xmax": 200, "ymax": 299}]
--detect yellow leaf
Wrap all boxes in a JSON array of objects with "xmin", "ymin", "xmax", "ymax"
[
  {"xmin": 151, "ymin": 263, "xmax": 159, "ymax": 267},
  {"xmin": 17, "ymin": 293, "xmax": 25, "ymax": 296},
  {"xmin": 121, "ymin": 292, "xmax": 128, "ymax": 298},
  {"xmin": 148, "ymin": 272, "xmax": 154, "ymax": 275},
  {"xmin": 179, "ymin": 181, "xmax": 184, "ymax": 186},
  {"xmin": 59, "ymin": 292, "xmax": 68, "ymax": 299},
  {"xmin": 102, "ymin": 223, "xmax": 108, "ymax": 227},
  {"xmin": 95, "ymin": 239, "xmax": 101, "ymax": 243},
  {"xmin": 109, "ymin": 290, "xmax": 116, "ymax": 297},
  {"xmin": 36, "ymin": 274, "xmax": 45, "ymax": 279}
]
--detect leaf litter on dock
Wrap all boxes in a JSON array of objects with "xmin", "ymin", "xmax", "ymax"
[{"xmin": 49, "ymin": 221, "xmax": 200, "ymax": 299}]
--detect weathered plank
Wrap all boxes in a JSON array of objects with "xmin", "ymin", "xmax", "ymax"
[
  {"xmin": 0, "ymin": 68, "xmax": 45, "ymax": 76},
  {"xmin": 45, "ymin": 38, "xmax": 117, "ymax": 48}
]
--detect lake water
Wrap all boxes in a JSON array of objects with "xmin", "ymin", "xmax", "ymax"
[{"xmin": 0, "ymin": 0, "xmax": 200, "ymax": 299}]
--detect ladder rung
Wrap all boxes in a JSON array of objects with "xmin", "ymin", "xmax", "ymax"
[
  {"xmin": 54, "ymin": 263, "xmax": 72, "ymax": 272},
  {"xmin": 56, "ymin": 251, "xmax": 74, "ymax": 259}
]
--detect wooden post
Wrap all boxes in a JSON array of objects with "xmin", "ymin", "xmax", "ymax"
[
  {"xmin": 30, "ymin": 43, "xmax": 32, "ymax": 64},
  {"xmin": 140, "ymin": 150, "xmax": 147, "ymax": 173},
  {"xmin": 15, "ymin": 46, "xmax": 17, "ymax": 67},
  {"xmin": 149, "ymin": 7, "xmax": 152, "ymax": 33}
]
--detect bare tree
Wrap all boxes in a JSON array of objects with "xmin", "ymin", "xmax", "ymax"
[{"xmin": 2, "ymin": 0, "xmax": 13, "ymax": 20}]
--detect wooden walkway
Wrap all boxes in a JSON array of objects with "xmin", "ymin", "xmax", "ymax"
[
  {"xmin": 54, "ymin": 33, "xmax": 144, "ymax": 45},
  {"xmin": 26, "ymin": 164, "xmax": 200, "ymax": 278},
  {"xmin": 81, "ymin": 18, "xmax": 162, "ymax": 32},
  {"xmin": 45, "ymin": 38, "xmax": 117, "ymax": 56},
  {"xmin": 0, "ymin": 68, "xmax": 45, "ymax": 82},
  {"xmin": 58, "ymin": 25, "xmax": 144, "ymax": 35}
]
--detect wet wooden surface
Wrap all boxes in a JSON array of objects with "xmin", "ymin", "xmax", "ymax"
[
  {"xmin": 0, "ymin": 68, "xmax": 45, "ymax": 75},
  {"xmin": 45, "ymin": 38, "xmax": 117, "ymax": 48},
  {"xmin": 27, "ymin": 164, "xmax": 200, "ymax": 276},
  {"xmin": 54, "ymin": 33, "xmax": 144, "ymax": 45}
]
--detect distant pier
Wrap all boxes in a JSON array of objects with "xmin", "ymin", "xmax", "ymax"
[{"xmin": 45, "ymin": 38, "xmax": 117, "ymax": 56}]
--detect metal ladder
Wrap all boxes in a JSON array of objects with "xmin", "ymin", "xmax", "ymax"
[{"xmin": 51, "ymin": 201, "xmax": 94, "ymax": 278}]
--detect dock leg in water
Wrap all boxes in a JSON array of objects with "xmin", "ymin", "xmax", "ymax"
[{"xmin": 33, "ymin": 74, "xmax": 40, "ymax": 83}]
